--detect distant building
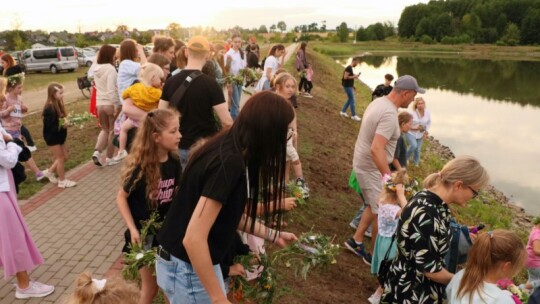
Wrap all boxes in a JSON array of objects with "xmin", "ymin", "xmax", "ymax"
[
  {"xmin": 32, "ymin": 43, "xmax": 47, "ymax": 49},
  {"xmin": 148, "ymin": 29, "xmax": 170, "ymax": 37}
]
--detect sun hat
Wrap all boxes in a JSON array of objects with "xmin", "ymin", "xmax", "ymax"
[
  {"xmin": 394, "ymin": 75, "xmax": 426, "ymax": 94},
  {"xmin": 187, "ymin": 36, "xmax": 210, "ymax": 52}
]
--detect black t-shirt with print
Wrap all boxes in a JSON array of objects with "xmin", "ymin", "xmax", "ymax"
[
  {"xmin": 341, "ymin": 65, "xmax": 355, "ymax": 87},
  {"xmin": 158, "ymin": 136, "xmax": 248, "ymax": 265},
  {"xmin": 123, "ymin": 155, "xmax": 181, "ymax": 229},
  {"xmin": 161, "ymin": 69, "xmax": 226, "ymax": 150}
]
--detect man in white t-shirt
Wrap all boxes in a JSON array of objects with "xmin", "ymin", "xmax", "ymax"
[{"xmin": 344, "ymin": 75, "xmax": 425, "ymax": 265}]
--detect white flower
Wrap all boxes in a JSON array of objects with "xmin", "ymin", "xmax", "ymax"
[{"xmin": 135, "ymin": 253, "xmax": 144, "ymax": 260}]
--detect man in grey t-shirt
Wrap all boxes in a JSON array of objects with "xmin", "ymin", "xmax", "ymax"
[{"xmin": 344, "ymin": 75, "xmax": 425, "ymax": 265}]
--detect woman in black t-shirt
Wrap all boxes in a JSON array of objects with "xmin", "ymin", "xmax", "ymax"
[
  {"xmin": 117, "ymin": 108, "xmax": 181, "ymax": 304},
  {"xmin": 156, "ymin": 91, "xmax": 298, "ymax": 304}
]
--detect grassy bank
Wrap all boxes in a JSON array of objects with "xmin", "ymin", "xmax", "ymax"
[{"xmin": 311, "ymin": 41, "xmax": 540, "ymax": 61}]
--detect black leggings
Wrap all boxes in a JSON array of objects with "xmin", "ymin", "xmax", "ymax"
[
  {"xmin": 21, "ymin": 125, "xmax": 35, "ymax": 146},
  {"xmin": 298, "ymin": 76, "xmax": 308, "ymax": 92},
  {"xmin": 304, "ymin": 81, "xmax": 313, "ymax": 93}
]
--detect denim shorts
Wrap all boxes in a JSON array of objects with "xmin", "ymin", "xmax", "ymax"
[{"xmin": 156, "ymin": 252, "xmax": 226, "ymax": 304}]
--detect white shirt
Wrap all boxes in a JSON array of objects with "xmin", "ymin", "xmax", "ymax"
[
  {"xmin": 446, "ymin": 269, "xmax": 515, "ymax": 304},
  {"xmin": 224, "ymin": 48, "xmax": 246, "ymax": 76},
  {"xmin": 0, "ymin": 126, "xmax": 22, "ymax": 193},
  {"xmin": 117, "ymin": 60, "xmax": 141, "ymax": 103},
  {"xmin": 408, "ymin": 109, "xmax": 431, "ymax": 139}
]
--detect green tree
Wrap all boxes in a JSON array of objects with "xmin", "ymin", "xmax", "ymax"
[
  {"xmin": 277, "ymin": 21, "xmax": 287, "ymax": 33},
  {"xmin": 269, "ymin": 24, "xmax": 277, "ymax": 32},
  {"xmin": 462, "ymin": 13, "xmax": 481, "ymax": 39},
  {"xmin": 74, "ymin": 33, "xmax": 89, "ymax": 47},
  {"xmin": 371, "ymin": 23, "xmax": 386, "ymax": 40},
  {"xmin": 521, "ymin": 9, "xmax": 540, "ymax": 44},
  {"xmin": 501, "ymin": 23, "xmax": 520, "ymax": 45},
  {"xmin": 167, "ymin": 22, "xmax": 182, "ymax": 39},
  {"xmin": 337, "ymin": 22, "xmax": 349, "ymax": 42},
  {"xmin": 258, "ymin": 25, "xmax": 268, "ymax": 33},
  {"xmin": 115, "ymin": 25, "xmax": 129, "ymax": 33},
  {"xmin": 320, "ymin": 20, "xmax": 327, "ymax": 32}
]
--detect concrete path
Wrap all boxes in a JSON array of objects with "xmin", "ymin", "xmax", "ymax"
[{"xmin": 0, "ymin": 43, "xmax": 299, "ymax": 304}]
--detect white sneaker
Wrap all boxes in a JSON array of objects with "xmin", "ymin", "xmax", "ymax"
[
  {"xmin": 15, "ymin": 281, "xmax": 55, "ymax": 299},
  {"xmin": 339, "ymin": 111, "xmax": 349, "ymax": 118},
  {"xmin": 114, "ymin": 150, "xmax": 128, "ymax": 161},
  {"xmin": 106, "ymin": 157, "xmax": 120, "ymax": 166},
  {"xmin": 351, "ymin": 115, "xmax": 362, "ymax": 121},
  {"xmin": 368, "ymin": 292, "xmax": 381, "ymax": 304},
  {"xmin": 58, "ymin": 179, "xmax": 77, "ymax": 189},
  {"xmin": 27, "ymin": 146, "xmax": 37, "ymax": 152},
  {"xmin": 92, "ymin": 150, "xmax": 103, "ymax": 167},
  {"xmin": 42, "ymin": 169, "xmax": 58, "ymax": 184}
]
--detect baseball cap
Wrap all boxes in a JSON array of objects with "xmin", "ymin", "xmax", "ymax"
[
  {"xmin": 187, "ymin": 36, "xmax": 210, "ymax": 52},
  {"xmin": 394, "ymin": 75, "xmax": 425, "ymax": 94}
]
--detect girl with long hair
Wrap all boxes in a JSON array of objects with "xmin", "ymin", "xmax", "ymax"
[
  {"xmin": 42, "ymin": 83, "xmax": 76, "ymax": 188},
  {"xmin": 117, "ymin": 108, "xmax": 181, "ymax": 304},
  {"xmin": 255, "ymin": 44, "xmax": 286, "ymax": 92},
  {"xmin": 381, "ymin": 155, "xmax": 490, "ymax": 303},
  {"xmin": 446, "ymin": 229, "xmax": 526, "ymax": 303},
  {"xmin": 295, "ymin": 42, "xmax": 308, "ymax": 94},
  {"xmin": 65, "ymin": 272, "xmax": 139, "ymax": 304},
  {"xmin": 406, "ymin": 97, "xmax": 431, "ymax": 166},
  {"xmin": 156, "ymin": 91, "xmax": 297, "ymax": 303},
  {"xmin": 224, "ymin": 33, "xmax": 246, "ymax": 120}
]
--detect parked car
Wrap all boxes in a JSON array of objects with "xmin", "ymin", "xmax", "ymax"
[
  {"xmin": 77, "ymin": 50, "xmax": 96, "ymax": 67},
  {"xmin": 21, "ymin": 46, "xmax": 78, "ymax": 73}
]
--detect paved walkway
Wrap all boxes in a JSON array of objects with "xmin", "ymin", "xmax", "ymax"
[
  {"xmin": 0, "ymin": 163, "xmax": 125, "ymax": 304},
  {"xmin": 0, "ymin": 43, "xmax": 300, "ymax": 304}
]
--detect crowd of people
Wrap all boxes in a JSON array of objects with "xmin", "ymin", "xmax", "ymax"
[{"xmin": 1, "ymin": 33, "xmax": 539, "ymax": 304}]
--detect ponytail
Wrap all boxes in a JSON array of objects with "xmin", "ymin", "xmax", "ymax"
[
  {"xmin": 423, "ymin": 155, "xmax": 489, "ymax": 190},
  {"xmin": 457, "ymin": 229, "xmax": 526, "ymax": 303}
]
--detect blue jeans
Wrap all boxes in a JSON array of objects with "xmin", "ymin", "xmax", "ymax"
[
  {"xmin": 405, "ymin": 133, "xmax": 423, "ymax": 165},
  {"xmin": 341, "ymin": 86, "xmax": 356, "ymax": 116},
  {"xmin": 156, "ymin": 253, "xmax": 226, "ymax": 304},
  {"xmin": 179, "ymin": 148, "xmax": 190, "ymax": 171},
  {"xmin": 231, "ymin": 84, "xmax": 242, "ymax": 120}
]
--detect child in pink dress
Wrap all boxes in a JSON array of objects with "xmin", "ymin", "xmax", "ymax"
[{"xmin": 0, "ymin": 126, "xmax": 54, "ymax": 299}]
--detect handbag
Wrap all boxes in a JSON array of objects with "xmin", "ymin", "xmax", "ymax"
[
  {"xmin": 377, "ymin": 234, "xmax": 396, "ymax": 285},
  {"xmin": 444, "ymin": 218, "xmax": 473, "ymax": 273}
]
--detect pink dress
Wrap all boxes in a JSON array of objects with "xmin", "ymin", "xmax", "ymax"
[{"xmin": 0, "ymin": 169, "xmax": 44, "ymax": 279}]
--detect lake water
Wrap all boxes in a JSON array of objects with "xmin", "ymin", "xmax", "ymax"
[{"xmin": 337, "ymin": 54, "xmax": 540, "ymax": 215}]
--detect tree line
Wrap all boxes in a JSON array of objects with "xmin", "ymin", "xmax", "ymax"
[{"xmin": 397, "ymin": 0, "xmax": 540, "ymax": 45}]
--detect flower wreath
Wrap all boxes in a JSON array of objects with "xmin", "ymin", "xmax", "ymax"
[
  {"xmin": 6, "ymin": 72, "xmax": 25, "ymax": 87},
  {"xmin": 384, "ymin": 179, "xmax": 419, "ymax": 197}
]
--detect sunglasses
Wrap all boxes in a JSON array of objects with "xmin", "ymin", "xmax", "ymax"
[{"xmin": 466, "ymin": 185, "xmax": 479, "ymax": 198}]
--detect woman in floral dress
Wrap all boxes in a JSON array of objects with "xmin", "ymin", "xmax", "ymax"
[{"xmin": 381, "ymin": 156, "xmax": 489, "ymax": 304}]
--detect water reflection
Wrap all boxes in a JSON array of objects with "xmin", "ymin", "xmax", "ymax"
[{"xmin": 339, "ymin": 55, "xmax": 540, "ymax": 214}]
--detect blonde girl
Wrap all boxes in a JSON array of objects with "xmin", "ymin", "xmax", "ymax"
[
  {"xmin": 446, "ymin": 229, "xmax": 526, "ymax": 303},
  {"xmin": 65, "ymin": 272, "xmax": 139, "ymax": 304},
  {"xmin": 1, "ymin": 75, "xmax": 47, "ymax": 182},
  {"xmin": 115, "ymin": 63, "xmax": 164, "ymax": 160},
  {"xmin": 406, "ymin": 97, "xmax": 431, "ymax": 166},
  {"xmin": 382, "ymin": 155, "xmax": 490, "ymax": 303},
  {"xmin": 117, "ymin": 108, "xmax": 181, "ymax": 304},
  {"xmin": 42, "ymin": 83, "xmax": 76, "ymax": 188},
  {"xmin": 367, "ymin": 169, "xmax": 409, "ymax": 303},
  {"xmin": 274, "ymin": 72, "xmax": 309, "ymax": 198}
]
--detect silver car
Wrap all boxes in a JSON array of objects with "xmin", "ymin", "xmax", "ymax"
[{"xmin": 22, "ymin": 47, "xmax": 79, "ymax": 74}]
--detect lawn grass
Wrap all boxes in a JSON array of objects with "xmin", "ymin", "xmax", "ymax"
[
  {"xmin": 18, "ymin": 97, "xmax": 100, "ymax": 199},
  {"xmin": 23, "ymin": 67, "xmax": 89, "ymax": 91}
]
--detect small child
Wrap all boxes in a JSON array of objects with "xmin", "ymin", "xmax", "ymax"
[
  {"xmin": 390, "ymin": 111, "xmax": 413, "ymax": 171},
  {"xmin": 42, "ymin": 83, "xmax": 76, "ymax": 188},
  {"xmin": 525, "ymin": 216, "xmax": 540, "ymax": 290},
  {"xmin": 65, "ymin": 272, "xmax": 140, "ymax": 304},
  {"xmin": 115, "ymin": 63, "xmax": 164, "ymax": 160},
  {"xmin": 303, "ymin": 63, "xmax": 314, "ymax": 97},
  {"xmin": 274, "ymin": 72, "xmax": 309, "ymax": 198},
  {"xmin": 446, "ymin": 229, "xmax": 526, "ymax": 303},
  {"xmin": 367, "ymin": 169, "xmax": 409, "ymax": 304},
  {"xmin": 0, "ymin": 125, "xmax": 55, "ymax": 299},
  {"xmin": 117, "ymin": 108, "xmax": 181, "ymax": 304},
  {"xmin": 0, "ymin": 73, "xmax": 48, "ymax": 182}
]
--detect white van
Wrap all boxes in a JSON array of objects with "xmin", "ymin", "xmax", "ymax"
[{"xmin": 22, "ymin": 47, "xmax": 79, "ymax": 73}]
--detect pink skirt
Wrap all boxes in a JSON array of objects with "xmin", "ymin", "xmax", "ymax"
[{"xmin": 0, "ymin": 170, "xmax": 44, "ymax": 279}]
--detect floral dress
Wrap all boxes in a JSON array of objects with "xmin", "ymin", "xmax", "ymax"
[{"xmin": 381, "ymin": 190, "xmax": 452, "ymax": 304}]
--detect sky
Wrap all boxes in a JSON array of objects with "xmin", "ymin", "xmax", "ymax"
[{"xmin": 0, "ymin": 0, "xmax": 428, "ymax": 33}]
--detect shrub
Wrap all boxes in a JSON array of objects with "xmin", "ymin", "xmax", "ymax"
[{"xmin": 420, "ymin": 34, "xmax": 435, "ymax": 44}]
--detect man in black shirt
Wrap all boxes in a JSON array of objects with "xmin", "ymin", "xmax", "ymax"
[
  {"xmin": 159, "ymin": 36, "xmax": 233, "ymax": 169},
  {"xmin": 371, "ymin": 73, "xmax": 394, "ymax": 101}
]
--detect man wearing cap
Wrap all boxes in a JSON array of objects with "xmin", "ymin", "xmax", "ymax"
[
  {"xmin": 344, "ymin": 75, "xmax": 425, "ymax": 264},
  {"xmin": 158, "ymin": 35, "xmax": 233, "ymax": 169}
]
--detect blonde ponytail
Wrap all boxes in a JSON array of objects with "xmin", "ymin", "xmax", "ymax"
[{"xmin": 423, "ymin": 155, "xmax": 489, "ymax": 190}]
